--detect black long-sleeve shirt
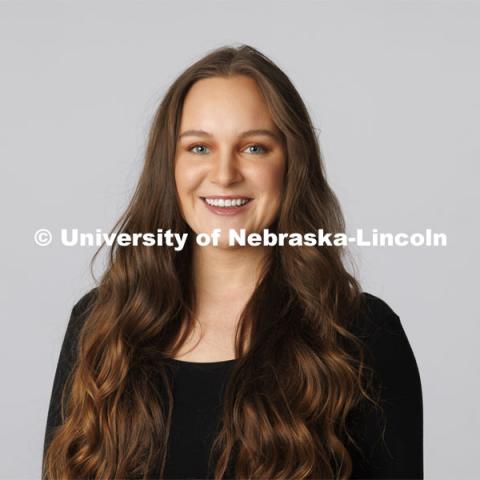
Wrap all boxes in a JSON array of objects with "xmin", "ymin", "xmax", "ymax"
[{"xmin": 43, "ymin": 288, "xmax": 423, "ymax": 479}]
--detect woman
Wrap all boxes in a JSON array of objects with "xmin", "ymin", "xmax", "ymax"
[{"xmin": 42, "ymin": 44, "xmax": 423, "ymax": 479}]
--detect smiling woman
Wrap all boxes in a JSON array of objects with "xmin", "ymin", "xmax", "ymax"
[{"xmin": 42, "ymin": 44, "xmax": 423, "ymax": 480}]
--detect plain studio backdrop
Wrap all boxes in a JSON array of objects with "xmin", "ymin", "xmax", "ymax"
[{"xmin": 0, "ymin": 1, "xmax": 478, "ymax": 479}]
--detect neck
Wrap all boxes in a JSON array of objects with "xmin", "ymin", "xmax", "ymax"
[
  {"xmin": 171, "ymin": 244, "xmax": 272, "ymax": 359},
  {"xmin": 192, "ymin": 244, "xmax": 272, "ymax": 302}
]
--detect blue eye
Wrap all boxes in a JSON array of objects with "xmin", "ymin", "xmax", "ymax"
[
  {"xmin": 189, "ymin": 144, "xmax": 210, "ymax": 154},
  {"xmin": 245, "ymin": 144, "xmax": 268, "ymax": 154}
]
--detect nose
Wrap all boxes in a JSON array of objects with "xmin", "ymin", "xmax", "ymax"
[{"xmin": 208, "ymin": 150, "xmax": 243, "ymax": 186}]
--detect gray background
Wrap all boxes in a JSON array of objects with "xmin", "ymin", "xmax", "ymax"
[{"xmin": 1, "ymin": 1, "xmax": 478, "ymax": 478}]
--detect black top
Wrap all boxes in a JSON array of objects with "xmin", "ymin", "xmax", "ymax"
[{"xmin": 43, "ymin": 288, "xmax": 423, "ymax": 479}]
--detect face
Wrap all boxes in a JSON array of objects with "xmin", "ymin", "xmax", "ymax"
[{"xmin": 174, "ymin": 75, "xmax": 286, "ymax": 247}]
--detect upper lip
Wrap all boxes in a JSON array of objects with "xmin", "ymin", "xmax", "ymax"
[{"xmin": 200, "ymin": 195, "xmax": 252, "ymax": 200}]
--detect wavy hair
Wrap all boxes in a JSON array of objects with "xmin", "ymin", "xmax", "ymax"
[{"xmin": 42, "ymin": 44, "xmax": 384, "ymax": 479}]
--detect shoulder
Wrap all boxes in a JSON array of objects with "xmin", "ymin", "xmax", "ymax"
[
  {"xmin": 353, "ymin": 292, "xmax": 422, "ymax": 400},
  {"xmin": 360, "ymin": 291, "xmax": 397, "ymax": 318},
  {"xmin": 347, "ymin": 293, "xmax": 424, "ymax": 477},
  {"xmin": 61, "ymin": 287, "xmax": 99, "ymax": 352},
  {"xmin": 350, "ymin": 291, "xmax": 405, "ymax": 346},
  {"xmin": 58, "ymin": 286, "xmax": 99, "ymax": 366},
  {"xmin": 72, "ymin": 287, "xmax": 98, "ymax": 317},
  {"xmin": 43, "ymin": 287, "xmax": 99, "ymax": 454},
  {"xmin": 354, "ymin": 290, "xmax": 416, "ymax": 356},
  {"xmin": 50, "ymin": 287, "xmax": 99, "ymax": 396},
  {"xmin": 70, "ymin": 287, "xmax": 98, "ymax": 327}
]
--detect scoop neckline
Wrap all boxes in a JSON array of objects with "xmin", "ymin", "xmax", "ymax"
[{"xmin": 166, "ymin": 357, "xmax": 238, "ymax": 366}]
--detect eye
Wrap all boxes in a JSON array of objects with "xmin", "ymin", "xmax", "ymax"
[
  {"xmin": 189, "ymin": 144, "xmax": 210, "ymax": 155},
  {"xmin": 244, "ymin": 144, "xmax": 269, "ymax": 154}
]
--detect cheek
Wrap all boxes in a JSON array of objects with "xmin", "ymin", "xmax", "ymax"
[
  {"xmin": 175, "ymin": 159, "xmax": 202, "ymax": 195},
  {"xmin": 257, "ymin": 162, "xmax": 285, "ymax": 200}
]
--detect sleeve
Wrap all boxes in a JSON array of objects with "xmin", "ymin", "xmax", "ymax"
[
  {"xmin": 349, "ymin": 306, "xmax": 424, "ymax": 479},
  {"xmin": 42, "ymin": 288, "xmax": 98, "ymax": 462}
]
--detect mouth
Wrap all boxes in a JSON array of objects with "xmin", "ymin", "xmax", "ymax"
[{"xmin": 199, "ymin": 196, "xmax": 253, "ymax": 215}]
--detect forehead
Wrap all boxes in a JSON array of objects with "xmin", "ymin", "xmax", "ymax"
[{"xmin": 179, "ymin": 75, "xmax": 276, "ymax": 131}]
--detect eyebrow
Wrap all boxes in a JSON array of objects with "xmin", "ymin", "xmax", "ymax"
[{"xmin": 177, "ymin": 128, "xmax": 282, "ymax": 142}]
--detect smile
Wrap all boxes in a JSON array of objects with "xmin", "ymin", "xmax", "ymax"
[{"xmin": 200, "ymin": 196, "xmax": 253, "ymax": 216}]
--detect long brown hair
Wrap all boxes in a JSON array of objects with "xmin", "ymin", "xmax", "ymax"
[{"xmin": 43, "ymin": 44, "xmax": 383, "ymax": 479}]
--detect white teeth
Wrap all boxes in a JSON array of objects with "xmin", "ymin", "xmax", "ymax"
[{"xmin": 204, "ymin": 198, "xmax": 249, "ymax": 207}]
